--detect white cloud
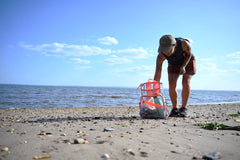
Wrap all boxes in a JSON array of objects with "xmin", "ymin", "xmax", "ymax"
[
  {"xmin": 69, "ymin": 58, "xmax": 90, "ymax": 64},
  {"xmin": 228, "ymin": 69, "xmax": 240, "ymax": 73},
  {"xmin": 102, "ymin": 55, "xmax": 132, "ymax": 65},
  {"xmin": 117, "ymin": 47, "xmax": 149, "ymax": 59},
  {"xmin": 74, "ymin": 65, "xmax": 92, "ymax": 70},
  {"xmin": 19, "ymin": 41, "xmax": 155, "ymax": 68},
  {"xmin": 98, "ymin": 36, "xmax": 118, "ymax": 45},
  {"xmin": 197, "ymin": 57, "xmax": 240, "ymax": 76},
  {"xmin": 114, "ymin": 65, "xmax": 155, "ymax": 73},
  {"xmin": 227, "ymin": 51, "xmax": 240, "ymax": 58},
  {"xmin": 228, "ymin": 60, "xmax": 240, "ymax": 64},
  {"xmin": 19, "ymin": 42, "xmax": 153, "ymax": 60},
  {"xmin": 227, "ymin": 51, "xmax": 240, "ymax": 64},
  {"xmin": 197, "ymin": 58, "xmax": 222, "ymax": 73},
  {"xmin": 19, "ymin": 42, "xmax": 112, "ymax": 56}
]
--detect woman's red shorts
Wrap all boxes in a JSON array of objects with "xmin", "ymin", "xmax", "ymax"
[{"xmin": 167, "ymin": 55, "xmax": 196, "ymax": 75}]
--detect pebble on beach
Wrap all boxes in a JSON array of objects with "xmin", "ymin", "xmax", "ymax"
[
  {"xmin": 104, "ymin": 128, "xmax": 114, "ymax": 132},
  {"xmin": 74, "ymin": 138, "xmax": 85, "ymax": 144},
  {"xmin": 140, "ymin": 151, "xmax": 149, "ymax": 157},
  {"xmin": 101, "ymin": 153, "xmax": 110, "ymax": 159},
  {"xmin": 1, "ymin": 147, "xmax": 9, "ymax": 152},
  {"xmin": 127, "ymin": 149, "xmax": 135, "ymax": 156},
  {"xmin": 202, "ymin": 152, "xmax": 221, "ymax": 160},
  {"xmin": 235, "ymin": 119, "xmax": 240, "ymax": 123},
  {"xmin": 34, "ymin": 155, "xmax": 51, "ymax": 159},
  {"xmin": 60, "ymin": 133, "xmax": 66, "ymax": 136}
]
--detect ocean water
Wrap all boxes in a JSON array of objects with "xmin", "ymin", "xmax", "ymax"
[{"xmin": 0, "ymin": 84, "xmax": 240, "ymax": 109}]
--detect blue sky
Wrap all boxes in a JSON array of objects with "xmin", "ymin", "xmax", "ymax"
[{"xmin": 1, "ymin": 0, "xmax": 240, "ymax": 90}]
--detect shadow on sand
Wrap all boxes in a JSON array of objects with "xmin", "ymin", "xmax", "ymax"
[{"xmin": 21, "ymin": 116, "xmax": 139, "ymax": 123}]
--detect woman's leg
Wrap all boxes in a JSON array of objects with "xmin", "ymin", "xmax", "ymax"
[
  {"xmin": 182, "ymin": 73, "xmax": 192, "ymax": 107},
  {"xmin": 168, "ymin": 73, "xmax": 180, "ymax": 108}
]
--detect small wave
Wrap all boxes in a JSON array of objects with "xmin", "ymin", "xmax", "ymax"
[
  {"xmin": 0, "ymin": 102, "xmax": 15, "ymax": 105},
  {"xmin": 111, "ymin": 96, "xmax": 123, "ymax": 99}
]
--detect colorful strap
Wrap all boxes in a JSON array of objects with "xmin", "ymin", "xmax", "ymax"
[{"xmin": 141, "ymin": 99, "xmax": 163, "ymax": 109}]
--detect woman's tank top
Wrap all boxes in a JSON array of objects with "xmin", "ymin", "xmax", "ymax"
[{"xmin": 162, "ymin": 38, "xmax": 185, "ymax": 65}]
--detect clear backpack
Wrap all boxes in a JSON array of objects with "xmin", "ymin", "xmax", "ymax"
[{"xmin": 138, "ymin": 79, "xmax": 169, "ymax": 119}]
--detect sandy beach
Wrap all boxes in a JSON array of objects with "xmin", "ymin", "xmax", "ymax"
[{"xmin": 0, "ymin": 104, "xmax": 240, "ymax": 160}]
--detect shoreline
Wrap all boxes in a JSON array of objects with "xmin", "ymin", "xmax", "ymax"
[
  {"xmin": 2, "ymin": 101, "xmax": 240, "ymax": 110},
  {"xmin": 1, "ymin": 103, "xmax": 240, "ymax": 160}
]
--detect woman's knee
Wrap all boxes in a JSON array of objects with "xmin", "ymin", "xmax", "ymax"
[
  {"xmin": 182, "ymin": 82, "xmax": 190, "ymax": 89},
  {"xmin": 182, "ymin": 75, "xmax": 192, "ymax": 88},
  {"xmin": 168, "ymin": 74, "xmax": 179, "ymax": 88},
  {"xmin": 169, "ymin": 82, "xmax": 177, "ymax": 89}
]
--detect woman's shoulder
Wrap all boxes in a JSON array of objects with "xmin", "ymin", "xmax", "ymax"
[{"xmin": 175, "ymin": 37, "xmax": 191, "ymax": 43}]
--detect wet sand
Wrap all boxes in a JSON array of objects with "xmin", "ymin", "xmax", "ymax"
[{"xmin": 0, "ymin": 104, "xmax": 240, "ymax": 160}]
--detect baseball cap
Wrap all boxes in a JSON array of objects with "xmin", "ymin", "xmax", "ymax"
[{"xmin": 158, "ymin": 34, "xmax": 176, "ymax": 53}]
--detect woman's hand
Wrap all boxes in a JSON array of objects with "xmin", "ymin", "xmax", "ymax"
[{"xmin": 179, "ymin": 66, "xmax": 186, "ymax": 75}]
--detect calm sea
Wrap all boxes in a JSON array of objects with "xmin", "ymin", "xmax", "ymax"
[{"xmin": 0, "ymin": 84, "xmax": 240, "ymax": 109}]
